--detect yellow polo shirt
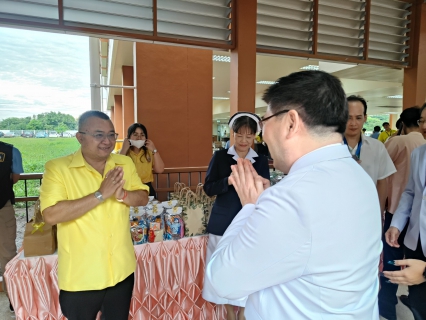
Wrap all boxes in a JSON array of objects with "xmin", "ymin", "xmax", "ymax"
[
  {"xmin": 39, "ymin": 148, "xmax": 149, "ymax": 291},
  {"xmin": 127, "ymin": 149, "xmax": 154, "ymax": 183},
  {"xmin": 378, "ymin": 130, "xmax": 397, "ymax": 143}
]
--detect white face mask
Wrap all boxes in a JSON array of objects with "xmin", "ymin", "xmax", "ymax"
[{"xmin": 129, "ymin": 139, "xmax": 145, "ymax": 149}]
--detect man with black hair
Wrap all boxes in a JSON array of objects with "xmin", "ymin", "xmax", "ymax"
[
  {"xmin": 39, "ymin": 110, "xmax": 149, "ymax": 320},
  {"xmin": 379, "ymin": 122, "xmax": 397, "ymax": 143},
  {"xmin": 378, "ymin": 107, "xmax": 425, "ymax": 320},
  {"xmin": 0, "ymin": 140, "xmax": 23, "ymax": 313},
  {"xmin": 371, "ymin": 126, "xmax": 381, "ymax": 139},
  {"xmin": 344, "ymin": 95, "xmax": 396, "ymax": 217},
  {"xmin": 206, "ymin": 71, "xmax": 382, "ymax": 319}
]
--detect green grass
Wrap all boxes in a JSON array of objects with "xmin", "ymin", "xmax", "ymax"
[{"xmin": 1, "ymin": 137, "xmax": 80, "ymax": 207}]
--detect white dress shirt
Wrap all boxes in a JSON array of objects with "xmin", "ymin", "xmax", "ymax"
[
  {"xmin": 391, "ymin": 144, "xmax": 426, "ymax": 255},
  {"xmin": 207, "ymin": 144, "xmax": 382, "ymax": 319},
  {"xmin": 346, "ymin": 134, "xmax": 396, "ymax": 185}
]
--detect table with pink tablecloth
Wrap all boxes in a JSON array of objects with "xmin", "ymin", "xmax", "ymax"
[{"xmin": 5, "ymin": 235, "xmax": 226, "ymax": 320}]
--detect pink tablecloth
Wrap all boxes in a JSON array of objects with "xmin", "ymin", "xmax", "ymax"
[{"xmin": 5, "ymin": 235, "xmax": 226, "ymax": 320}]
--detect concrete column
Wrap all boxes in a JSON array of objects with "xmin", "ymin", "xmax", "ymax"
[
  {"xmin": 403, "ymin": 3, "xmax": 426, "ymax": 109},
  {"xmin": 114, "ymin": 95, "xmax": 124, "ymax": 139},
  {"xmin": 134, "ymin": 42, "xmax": 212, "ymax": 168},
  {"xmin": 89, "ymin": 37, "xmax": 101, "ymax": 111},
  {"xmin": 122, "ymin": 66, "xmax": 135, "ymax": 134},
  {"xmin": 110, "ymin": 106, "xmax": 115, "ymax": 127},
  {"xmin": 229, "ymin": 0, "xmax": 257, "ymax": 143}
]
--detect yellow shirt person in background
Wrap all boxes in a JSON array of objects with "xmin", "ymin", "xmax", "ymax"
[
  {"xmin": 378, "ymin": 121, "xmax": 397, "ymax": 143},
  {"xmin": 120, "ymin": 123, "xmax": 164, "ymax": 198},
  {"xmin": 40, "ymin": 111, "xmax": 149, "ymax": 320}
]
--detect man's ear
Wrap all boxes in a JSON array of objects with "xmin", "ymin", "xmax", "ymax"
[
  {"xmin": 286, "ymin": 110, "xmax": 300, "ymax": 137},
  {"xmin": 76, "ymin": 133, "xmax": 83, "ymax": 144},
  {"xmin": 364, "ymin": 114, "xmax": 368, "ymax": 123}
]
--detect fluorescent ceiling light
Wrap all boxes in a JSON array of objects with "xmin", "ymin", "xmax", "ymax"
[
  {"xmin": 256, "ymin": 81, "xmax": 276, "ymax": 85},
  {"xmin": 213, "ymin": 55, "xmax": 230, "ymax": 62},
  {"xmin": 213, "ymin": 97, "xmax": 230, "ymax": 100},
  {"xmin": 300, "ymin": 65, "xmax": 319, "ymax": 71},
  {"xmin": 386, "ymin": 95, "xmax": 403, "ymax": 99}
]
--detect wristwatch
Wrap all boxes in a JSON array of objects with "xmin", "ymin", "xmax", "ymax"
[
  {"xmin": 153, "ymin": 149, "xmax": 158, "ymax": 154},
  {"xmin": 94, "ymin": 191, "xmax": 104, "ymax": 202}
]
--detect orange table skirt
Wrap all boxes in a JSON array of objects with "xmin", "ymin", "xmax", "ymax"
[{"xmin": 5, "ymin": 235, "xmax": 226, "ymax": 320}]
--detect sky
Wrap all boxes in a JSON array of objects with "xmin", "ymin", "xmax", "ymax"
[{"xmin": 0, "ymin": 27, "xmax": 91, "ymax": 120}]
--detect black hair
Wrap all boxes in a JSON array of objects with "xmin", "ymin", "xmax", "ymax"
[
  {"xmin": 263, "ymin": 70, "xmax": 348, "ymax": 134},
  {"xmin": 373, "ymin": 125, "xmax": 381, "ymax": 132},
  {"xmin": 400, "ymin": 107, "xmax": 421, "ymax": 128},
  {"xmin": 127, "ymin": 123, "xmax": 151, "ymax": 163},
  {"xmin": 231, "ymin": 116, "xmax": 257, "ymax": 135},
  {"xmin": 395, "ymin": 119, "xmax": 402, "ymax": 130},
  {"xmin": 347, "ymin": 95, "xmax": 368, "ymax": 115},
  {"xmin": 420, "ymin": 103, "xmax": 426, "ymax": 116},
  {"xmin": 78, "ymin": 111, "xmax": 110, "ymax": 130},
  {"xmin": 382, "ymin": 122, "xmax": 390, "ymax": 126},
  {"xmin": 362, "ymin": 128, "xmax": 366, "ymax": 132}
]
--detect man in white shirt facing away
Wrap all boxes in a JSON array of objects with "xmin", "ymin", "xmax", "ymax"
[
  {"xmin": 343, "ymin": 95, "xmax": 396, "ymax": 217},
  {"xmin": 206, "ymin": 70, "xmax": 382, "ymax": 319}
]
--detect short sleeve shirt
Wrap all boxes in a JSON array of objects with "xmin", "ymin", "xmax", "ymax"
[
  {"xmin": 40, "ymin": 148, "xmax": 149, "ymax": 291},
  {"xmin": 12, "ymin": 147, "xmax": 24, "ymax": 174},
  {"xmin": 347, "ymin": 135, "xmax": 396, "ymax": 185},
  {"xmin": 127, "ymin": 149, "xmax": 155, "ymax": 183}
]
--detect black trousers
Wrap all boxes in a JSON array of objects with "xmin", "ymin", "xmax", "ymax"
[
  {"xmin": 378, "ymin": 211, "xmax": 409, "ymax": 319},
  {"xmin": 145, "ymin": 181, "xmax": 157, "ymax": 198},
  {"xmin": 59, "ymin": 273, "xmax": 134, "ymax": 320},
  {"xmin": 405, "ymin": 238, "xmax": 426, "ymax": 320}
]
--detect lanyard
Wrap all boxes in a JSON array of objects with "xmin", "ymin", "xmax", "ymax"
[{"xmin": 343, "ymin": 136, "xmax": 362, "ymax": 160}]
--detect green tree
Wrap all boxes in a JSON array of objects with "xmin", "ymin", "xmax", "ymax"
[
  {"xmin": 0, "ymin": 112, "xmax": 77, "ymax": 131},
  {"xmin": 26, "ymin": 119, "xmax": 44, "ymax": 130},
  {"xmin": 364, "ymin": 115, "xmax": 390, "ymax": 132},
  {"xmin": 56, "ymin": 122, "xmax": 68, "ymax": 134}
]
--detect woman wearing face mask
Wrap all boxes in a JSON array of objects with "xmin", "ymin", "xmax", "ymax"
[
  {"xmin": 202, "ymin": 112, "xmax": 270, "ymax": 320},
  {"xmin": 120, "ymin": 123, "xmax": 164, "ymax": 197}
]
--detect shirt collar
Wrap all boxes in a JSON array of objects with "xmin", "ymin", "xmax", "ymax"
[
  {"xmin": 407, "ymin": 131, "xmax": 423, "ymax": 137},
  {"xmin": 343, "ymin": 133, "xmax": 370, "ymax": 146},
  {"xmin": 68, "ymin": 148, "xmax": 127, "ymax": 171},
  {"xmin": 289, "ymin": 144, "xmax": 352, "ymax": 175},
  {"xmin": 227, "ymin": 145, "xmax": 258, "ymax": 164}
]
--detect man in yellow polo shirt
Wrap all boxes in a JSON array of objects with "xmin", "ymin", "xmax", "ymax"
[
  {"xmin": 40, "ymin": 111, "xmax": 149, "ymax": 320},
  {"xmin": 378, "ymin": 122, "xmax": 397, "ymax": 143}
]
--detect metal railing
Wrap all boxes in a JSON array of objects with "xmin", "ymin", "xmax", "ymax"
[
  {"xmin": 15, "ymin": 167, "xmax": 209, "ymax": 222},
  {"xmin": 15, "ymin": 164, "xmax": 276, "ymax": 222}
]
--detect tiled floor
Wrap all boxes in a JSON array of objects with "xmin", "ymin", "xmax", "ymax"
[
  {"xmin": 0, "ymin": 291, "xmax": 14, "ymax": 319},
  {"xmin": 0, "ymin": 286, "xmax": 416, "ymax": 320}
]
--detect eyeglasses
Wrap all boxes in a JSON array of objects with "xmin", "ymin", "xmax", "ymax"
[
  {"xmin": 78, "ymin": 132, "xmax": 119, "ymax": 141},
  {"xmin": 417, "ymin": 120, "xmax": 426, "ymax": 125},
  {"xmin": 260, "ymin": 109, "xmax": 289, "ymax": 129}
]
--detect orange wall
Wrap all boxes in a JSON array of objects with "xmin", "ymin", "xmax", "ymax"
[
  {"xmin": 404, "ymin": 3, "xmax": 426, "ymax": 109},
  {"xmin": 122, "ymin": 66, "xmax": 134, "ymax": 133},
  {"xmin": 134, "ymin": 43, "xmax": 212, "ymax": 167},
  {"xmin": 114, "ymin": 95, "xmax": 124, "ymax": 139}
]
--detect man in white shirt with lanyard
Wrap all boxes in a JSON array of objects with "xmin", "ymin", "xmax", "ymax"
[
  {"xmin": 206, "ymin": 71, "xmax": 382, "ymax": 319},
  {"xmin": 343, "ymin": 95, "xmax": 396, "ymax": 216}
]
